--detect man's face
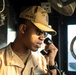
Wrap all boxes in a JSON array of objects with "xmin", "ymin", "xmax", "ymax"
[{"xmin": 22, "ymin": 21, "xmax": 46, "ymax": 51}]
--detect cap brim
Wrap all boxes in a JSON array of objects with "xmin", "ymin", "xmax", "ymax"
[{"xmin": 32, "ymin": 22, "xmax": 57, "ymax": 36}]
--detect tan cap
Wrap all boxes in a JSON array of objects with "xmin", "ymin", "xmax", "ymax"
[{"xmin": 19, "ymin": 6, "xmax": 57, "ymax": 36}]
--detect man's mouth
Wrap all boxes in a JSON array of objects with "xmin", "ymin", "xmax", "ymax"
[{"xmin": 36, "ymin": 43, "xmax": 42, "ymax": 48}]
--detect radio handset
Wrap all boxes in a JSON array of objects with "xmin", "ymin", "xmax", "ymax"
[{"xmin": 40, "ymin": 38, "xmax": 52, "ymax": 55}]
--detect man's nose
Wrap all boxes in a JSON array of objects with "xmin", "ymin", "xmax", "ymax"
[{"xmin": 39, "ymin": 33, "xmax": 45, "ymax": 40}]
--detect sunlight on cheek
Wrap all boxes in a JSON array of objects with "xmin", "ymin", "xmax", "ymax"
[{"xmin": 31, "ymin": 34, "xmax": 38, "ymax": 43}]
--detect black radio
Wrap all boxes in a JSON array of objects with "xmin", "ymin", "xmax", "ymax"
[{"xmin": 40, "ymin": 38, "xmax": 52, "ymax": 55}]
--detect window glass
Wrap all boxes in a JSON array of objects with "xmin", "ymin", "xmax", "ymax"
[{"xmin": 68, "ymin": 25, "xmax": 76, "ymax": 71}]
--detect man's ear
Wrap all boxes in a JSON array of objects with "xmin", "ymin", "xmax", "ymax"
[{"xmin": 19, "ymin": 24, "xmax": 26, "ymax": 34}]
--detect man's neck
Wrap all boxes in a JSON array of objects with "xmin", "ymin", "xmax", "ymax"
[{"xmin": 11, "ymin": 42, "xmax": 31, "ymax": 62}]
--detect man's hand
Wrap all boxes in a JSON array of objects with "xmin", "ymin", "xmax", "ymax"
[{"xmin": 44, "ymin": 43, "xmax": 58, "ymax": 75}]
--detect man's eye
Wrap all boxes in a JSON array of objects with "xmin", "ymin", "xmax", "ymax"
[{"xmin": 36, "ymin": 29, "xmax": 48, "ymax": 37}]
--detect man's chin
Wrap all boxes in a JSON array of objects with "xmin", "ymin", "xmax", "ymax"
[{"xmin": 31, "ymin": 48, "xmax": 38, "ymax": 52}]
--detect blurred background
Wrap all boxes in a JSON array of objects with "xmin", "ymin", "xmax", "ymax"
[{"xmin": 0, "ymin": 0, "xmax": 76, "ymax": 75}]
